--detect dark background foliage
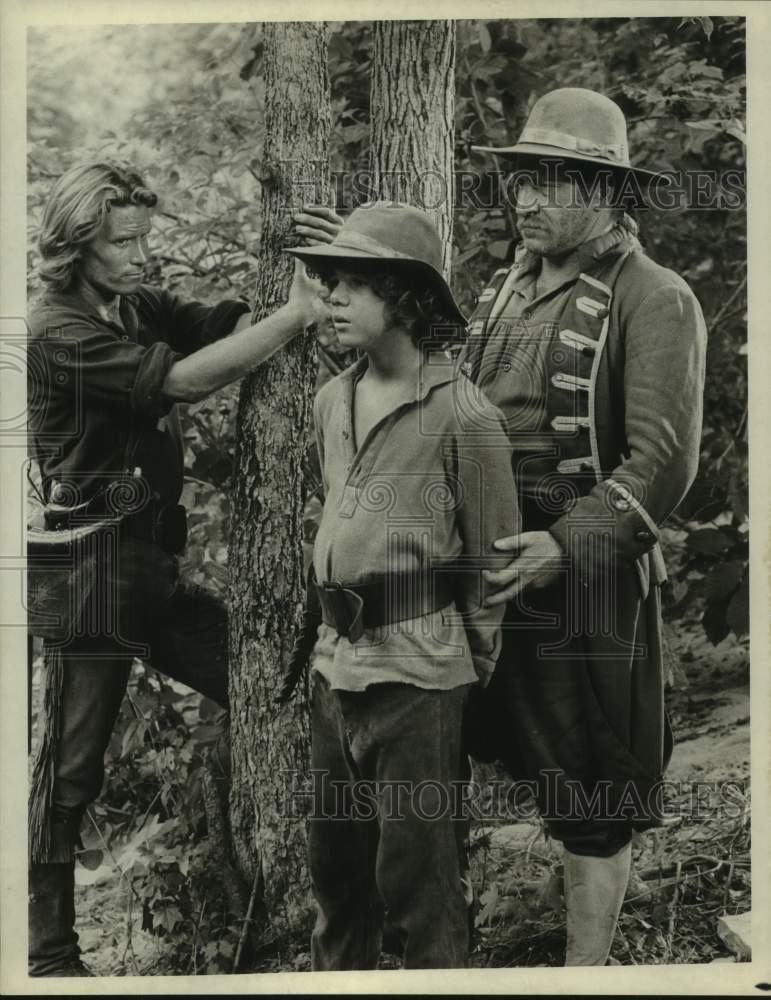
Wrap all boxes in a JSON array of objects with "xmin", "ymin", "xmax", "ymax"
[{"xmin": 27, "ymin": 16, "xmax": 747, "ymax": 972}]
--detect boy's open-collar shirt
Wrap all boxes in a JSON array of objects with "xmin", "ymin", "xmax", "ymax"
[{"xmin": 311, "ymin": 349, "xmax": 521, "ymax": 693}]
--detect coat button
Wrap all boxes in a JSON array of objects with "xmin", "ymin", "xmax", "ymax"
[
  {"xmin": 635, "ymin": 529, "xmax": 654, "ymax": 543},
  {"xmin": 596, "ymin": 306, "xmax": 609, "ymax": 320},
  {"xmin": 613, "ymin": 497, "xmax": 631, "ymax": 512},
  {"xmin": 502, "ymin": 362, "xmax": 512, "ymax": 372}
]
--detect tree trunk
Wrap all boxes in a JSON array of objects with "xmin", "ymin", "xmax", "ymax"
[
  {"xmin": 369, "ymin": 20, "xmax": 456, "ymax": 275},
  {"xmin": 228, "ymin": 21, "xmax": 330, "ymax": 942}
]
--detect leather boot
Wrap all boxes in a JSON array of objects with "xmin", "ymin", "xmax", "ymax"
[
  {"xmin": 28, "ymin": 862, "xmax": 92, "ymax": 976},
  {"xmin": 563, "ymin": 843, "xmax": 632, "ymax": 966}
]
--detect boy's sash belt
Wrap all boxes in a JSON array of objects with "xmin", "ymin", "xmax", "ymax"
[
  {"xmin": 314, "ymin": 571, "xmax": 456, "ymax": 644},
  {"xmin": 277, "ymin": 567, "xmax": 458, "ymax": 705}
]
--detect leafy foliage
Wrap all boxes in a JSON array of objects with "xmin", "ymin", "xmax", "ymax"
[
  {"xmin": 26, "ymin": 15, "xmax": 747, "ymax": 973},
  {"xmin": 69, "ymin": 664, "xmax": 238, "ymax": 974}
]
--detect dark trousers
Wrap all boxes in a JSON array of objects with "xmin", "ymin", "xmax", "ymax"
[
  {"xmin": 34, "ymin": 535, "xmax": 228, "ymax": 859},
  {"xmin": 465, "ymin": 561, "xmax": 669, "ymax": 858},
  {"xmin": 308, "ymin": 672, "xmax": 471, "ymax": 970}
]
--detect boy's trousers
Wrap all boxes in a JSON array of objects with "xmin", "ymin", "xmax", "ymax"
[{"xmin": 309, "ymin": 670, "xmax": 472, "ymax": 970}]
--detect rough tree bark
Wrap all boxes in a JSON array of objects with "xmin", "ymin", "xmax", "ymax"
[
  {"xmin": 369, "ymin": 20, "xmax": 456, "ymax": 274},
  {"xmin": 228, "ymin": 21, "xmax": 330, "ymax": 942}
]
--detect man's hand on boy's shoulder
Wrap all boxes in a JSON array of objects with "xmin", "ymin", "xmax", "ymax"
[{"xmin": 292, "ymin": 204, "xmax": 343, "ymax": 246}]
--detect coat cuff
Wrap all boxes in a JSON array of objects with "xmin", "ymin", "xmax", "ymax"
[{"xmin": 548, "ymin": 478, "xmax": 663, "ymax": 582}]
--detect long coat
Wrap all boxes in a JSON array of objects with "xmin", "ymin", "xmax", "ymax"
[{"xmin": 461, "ymin": 225, "xmax": 707, "ymax": 840}]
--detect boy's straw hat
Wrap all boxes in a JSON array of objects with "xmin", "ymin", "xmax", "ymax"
[
  {"xmin": 287, "ymin": 201, "xmax": 466, "ymax": 327},
  {"xmin": 473, "ymin": 87, "xmax": 664, "ymax": 187}
]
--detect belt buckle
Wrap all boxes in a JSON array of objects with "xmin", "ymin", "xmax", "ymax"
[
  {"xmin": 321, "ymin": 581, "xmax": 349, "ymax": 637},
  {"xmin": 321, "ymin": 581, "xmax": 364, "ymax": 643}
]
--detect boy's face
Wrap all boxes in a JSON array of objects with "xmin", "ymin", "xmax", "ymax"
[{"xmin": 328, "ymin": 269, "xmax": 390, "ymax": 351}]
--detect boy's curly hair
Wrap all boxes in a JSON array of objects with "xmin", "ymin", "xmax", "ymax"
[{"xmin": 314, "ymin": 263, "xmax": 463, "ymax": 346}]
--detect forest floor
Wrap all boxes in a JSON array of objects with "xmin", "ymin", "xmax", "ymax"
[{"xmin": 73, "ymin": 624, "xmax": 750, "ymax": 975}]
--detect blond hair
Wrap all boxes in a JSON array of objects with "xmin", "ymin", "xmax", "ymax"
[{"xmin": 38, "ymin": 160, "xmax": 158, "ymax": 291}]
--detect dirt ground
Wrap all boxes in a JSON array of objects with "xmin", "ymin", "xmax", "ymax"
[{"xmin": 72, "ymin": 627, "xmax": 750, "ymax": 975}]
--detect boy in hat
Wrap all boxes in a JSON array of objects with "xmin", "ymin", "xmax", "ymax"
[{"xmin": 285, "ymin": 202, "xmax": 520, "ymax": 969}]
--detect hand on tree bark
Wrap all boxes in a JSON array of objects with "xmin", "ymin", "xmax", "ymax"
[
  {"xmin": 288, "ymin": 258, "xmax": 327, "ymax": 329},
  {"xmin": 292, "ymin": 204, "xmax": 343, "ymax": 245}
]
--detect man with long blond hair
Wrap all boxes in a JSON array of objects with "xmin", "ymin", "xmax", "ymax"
[{"xmin": 27, "ymin": 159, "xmax": 325, "ymax": 976}]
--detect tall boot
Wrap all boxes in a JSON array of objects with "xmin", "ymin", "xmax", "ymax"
[
  {"xmin": 28, "ymin": 862, "xmax": 91, "ymax": 976},
  {"xmin": 563, "ymin": 843, "xmax": 632, "ymax": 966}
]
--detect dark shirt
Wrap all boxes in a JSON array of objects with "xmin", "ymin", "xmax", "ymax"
[{"xmin": 28, "ymin": 284, "xmax": 249, "ymax": 506}]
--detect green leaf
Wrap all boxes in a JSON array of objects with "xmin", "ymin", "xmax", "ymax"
[
  {"xmin": 685, "ymin": 120, "xmax": 721, "ymax": 132},
  {"xmin": 115, "ymin": 815, "xmax": 178, "ymax": 873},
  {"xmin": 191, "ymin": 724, "xmax": 223, "ymax": 744},
  {"xmin": 686, "ymin": 528, "xmax": 733, "ymax": 554},
  {"xmin": 703, "ymin": 560, "xmax": 744, "ymax": 603},
  {"xmin": 199, "ymin": 696, "xmax": 222, "ymax": 721},
  {"xmin": 478, "ymin": 22, "xmax": 492, "ymax": 53},
  {"xmin": 476, "ymin": 883, "xmax": 499, "ymax": 926},
  {"xmin": 726, "ymin": 121, "xmax": 746, "ymax": 145},
  {"xmin": 121, "ymin": 719, "xmax": 150, "ymax": 758},
  {"xmin": 154, "ymin": 903, "xmax": 183, "ymax": 933},
  {"xmin": 74, "ymin": 862, "xmax": 113, "ymax": 887},
  {"xmin": 487, "ymin": 240, "xmax": 511, "ymax": 260},
  {"xmin": 701, "ymin": 601, "xmax": 731, "ymax": 646},
  {"xmin": 77, "ymin": 848, "xmax": 104, "ymax": 871},
  {"xmin": 726, "ymin": 574, "xmax": 749, "ymax": 637}
]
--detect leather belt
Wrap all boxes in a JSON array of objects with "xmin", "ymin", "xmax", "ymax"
[
  {"xmin": 121, "ymin": 500, "xmax": 188, "ymax": 555},
  {"xmin": 313, "ymin": 569, "xmax": 456, "ymax": 643},
  {"xmin": 42, "ymin": 486, "xmax": 187, "ymax": 556}
]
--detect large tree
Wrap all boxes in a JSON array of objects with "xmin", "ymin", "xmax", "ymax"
[
  {"xmin": 227, "ymin": 21, "xmax": 330, "ymax": 942},
  {"xmin": 369, "ymin": 20, "xmax": 456, "ymax": 273}
]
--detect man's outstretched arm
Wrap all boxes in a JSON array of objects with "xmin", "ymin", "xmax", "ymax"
[{"xmin": 162, "ymin": 260, "xmax": 322, "ymax": 403}]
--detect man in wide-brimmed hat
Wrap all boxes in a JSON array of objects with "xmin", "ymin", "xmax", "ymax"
[{"xmin": 460, "ymin": 87, "xmax": 707, "ymax": 965}]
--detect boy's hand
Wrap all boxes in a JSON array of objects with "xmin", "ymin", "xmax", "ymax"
[
  {"xmin": 288, "ymin": 259, "xmax": 327, "ymax": 329},
  {"xmin": 483, "ymin": 531, "xmax": 565, "ymax": 606},
  {"xmin": 292, "ymin": 204, "xmax": 343, "ymax": 246}
]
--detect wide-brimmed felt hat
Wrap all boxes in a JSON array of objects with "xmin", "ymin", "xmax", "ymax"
[
  {"xmin": 287, "ymin": 201, "xmax": 466, "ymax": 327},
  {"xmin": 472, "ymin": 87, "xmax": 665, "ymax": 189}
]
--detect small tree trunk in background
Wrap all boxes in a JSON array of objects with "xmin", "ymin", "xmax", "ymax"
[
  {"xmin": 370, "ymin": 20, "xmax": 456, "ymax": 275},
  {"xmin": 228, "ymin": 20, "xmax": 330, "ymax": 941}
]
